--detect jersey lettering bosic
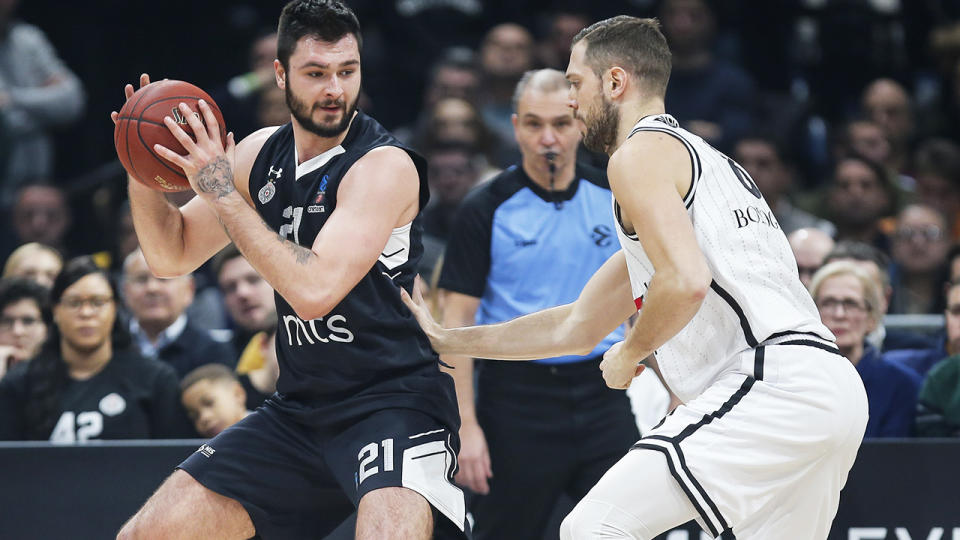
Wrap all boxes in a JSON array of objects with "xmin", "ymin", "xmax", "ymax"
[
  {"xmin": 614, "ymin": 114, "xmax": 833, "ymax": 402},
  {"xmin": 247, "ymin": 112, "xmax": 458, "ymax": 430}
]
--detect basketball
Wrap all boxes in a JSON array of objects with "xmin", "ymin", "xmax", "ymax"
[{"xmin": 114, "ymin": 80, "xmax": 227, "ymax": 192}]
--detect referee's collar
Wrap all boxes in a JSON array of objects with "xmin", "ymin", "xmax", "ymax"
[{"xmin": 514, "ymin": 163, "xmax": 582, "ymax": 203}]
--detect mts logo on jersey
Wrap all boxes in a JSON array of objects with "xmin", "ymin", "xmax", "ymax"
[{"xmin": 283, "ymin": 313, "xmax": 354, "ymax": 346}]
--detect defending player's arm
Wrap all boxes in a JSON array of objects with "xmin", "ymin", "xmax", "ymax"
[
  {"xmin": 439, "ymin": 291, "xmax": 492, "ymax": 494},
  {"xmin": 402, "ymin": 250, "xmax": 637, "ymax": 361},
  {"xmin": 598, "ymin": 132, "xmax": 712, "ymax": 389},
  {"xmin": 156, "ymin": 100, "xmax": 418, "ymax": 321}
]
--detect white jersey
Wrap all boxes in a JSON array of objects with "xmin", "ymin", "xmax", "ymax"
[{"xmin": 614, "ymin": 114, "xmax": 833, "ymax": 402}]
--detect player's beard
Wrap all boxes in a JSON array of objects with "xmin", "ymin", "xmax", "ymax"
[
  {"xmin": 581, "ymin": 95, "xmax": 619, "ymax": 154},
  {"xmin": 285, "ymin": 77, "xmax": 358, "ymax": 138}
]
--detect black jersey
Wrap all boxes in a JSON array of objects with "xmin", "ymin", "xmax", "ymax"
[
  {"xmin": 248, "ymin": 111, "xmax": 458, "ymax": 430},
  {"xmin": 0, "ymin": 348, "xmax": 193, "ymax": 441}
]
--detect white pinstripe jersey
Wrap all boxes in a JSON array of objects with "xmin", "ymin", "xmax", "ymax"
[{"xmin": 614, "ymin": 114, "xmax": 833, "ymax": 402}]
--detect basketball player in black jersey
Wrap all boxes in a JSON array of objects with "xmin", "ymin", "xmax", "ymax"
[{"xmin": 113, "ymin": 1, "xmax": 466, "ymax": 539}]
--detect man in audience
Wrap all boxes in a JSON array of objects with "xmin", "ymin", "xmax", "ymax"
[
  {"xmin": 889, "ymin": 204, "xmax": 951, "ymax": 314},
  {"xmin": 660, "ymin": 0, "xmax": 756, "ymax": 151},
  {"xmin": 787, "ymin": 227, "xmax": 834, "ymax": 289},
  {"xmin": 825, "ymin": 155, "xmax": 894, "ymax": 252},
  {"xmin": 212, "ymin": 246, "xmax": 277, "ymax": 359},
  {"xmin": 861, "ymin": 78, "xmax": 915, "ymax": 174},
  {"xmin": 915, "ymin": 278, "xmax": 960, "ymax": 436},
  {"xmin": 735, "ymin": 134, "xmax": 834, "ymax": 236},
  {"xmin": 122, "ymin": 249, "xmax": 234, "ymax": 378}
]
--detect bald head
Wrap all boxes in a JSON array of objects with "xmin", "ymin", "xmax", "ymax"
[
  {"xmin": 512, "ymin": 68, "xmax": 569, "ymax": 112},
  {"xmin": 788, "ymin": 228, "xmax": 835, "ymax": 289}
]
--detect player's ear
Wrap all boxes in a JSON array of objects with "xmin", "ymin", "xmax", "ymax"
[
  {"xmin": 274, "ymin": 59, "xmax": 286, "ymax": 89},
  {"xmin": 607, "ymin": 67, "xmax": 627, "ymax": 99}
]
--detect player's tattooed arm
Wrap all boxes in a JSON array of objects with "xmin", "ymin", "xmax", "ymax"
[
  {"xmin": 263, "ymin": 221, "xmax": 315, "ymax": 265},
  {"xmin": 196, "ymin": 157, "xmax": 236, "ymax": 199}
]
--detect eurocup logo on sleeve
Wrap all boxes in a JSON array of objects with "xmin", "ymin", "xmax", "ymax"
[{"xmin": 308, "ymin": 175, "xmax": 329, "ymax": 214}]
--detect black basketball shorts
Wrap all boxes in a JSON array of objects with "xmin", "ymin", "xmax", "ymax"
[{"xmin": 178, "ymin": 399, "xmax": 469, "ymax": 539}]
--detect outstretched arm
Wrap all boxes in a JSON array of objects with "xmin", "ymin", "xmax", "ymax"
[{"xmin": 402, "ymin": 250, "xmax": 636, "ymax": 360}]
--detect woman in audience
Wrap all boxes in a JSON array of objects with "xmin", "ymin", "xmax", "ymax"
[
  {"xmin": 810, "ymin": 261, "xmax": 922, "ymax": 437},
  {"xmin": 2, "ymin": 242, "xmax": 62, "ymax": 288},
  {"xmin": 0, "ymin": 278, "xmax": 50, "ymax": 379},
  {"xmin": 0, "ymin": 257, "xmax": 191, "ymax": 441}
]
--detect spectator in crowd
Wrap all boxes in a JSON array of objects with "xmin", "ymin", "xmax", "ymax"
[
  {"xmin": 915, "ymin": 279, "xmax": 960, "ymax": 437},
  {"xmin": 212, "ymin": 246, "xmax": 277, "ymax": 360},
  {"xmin": 423, "ymin": 47, "xmax": 481, "ymax": 110},
  {"xmin": 180, "ymin": 363, "xmax": 252, "ymax": 439},
  {"xmin": 210, "ymin": 30, "xmax": 278, "ymax": 140},
  {"xmin": 422, "ymin": 141, "xmax": 483, "ymax": 242},
  {"xmin": 2, "ymin": 242, "xmax": 62, "ymax": 288},
  {"xmin": 825, "ymin": 155, "xmax": 894, "ymax": 252},
  {"xmin": 811, "ymin": 261, "xmax": 921, "ymax": 438},
  {"xmin": 478, "ymin": 23, "xmax": 536, "ymax": 148},
  {"xmin": 255, "ymin": 84, "xmax": 289, "ymax": 130},
  {"xmin": 7, "ymin": 182, "xmax": 71, "ymax": 258},
  {"xmin": 122, "ymin": 249, "xmax": 234, "ymax": 378},
  {"xmin": 413, "ymin": 96, "xmax": 504, "ymax": 175},
  {"xmin": 887, "ymin": 275, "xmax": 960, "ymax": 379},
  {"xmin": 787, "ymin": 227, "xmax": 834, "ymax": 289},
  {"xmin": 734, "ymin": 134, "xmax": 835, "ymax": 235},
  {"xmin": 0, "ymin": 0, "xmax": 85, "ymax": 205},
  {"xmin": 836, "ymin": 119, "xmax": 892, "ymax": 168},
  {"xmin": 538, "ymin": 11, "xmax": 591, "ymax": 70},
  {"xmin": 834, "ymin": 118, "xmax": 914, "ymax": 197},
  {"xmin": 437, "ymin": 69, "xmax": 640, "ymax": 539},
  {"xmin": 660, "ymin": 0, "xmax": 756, "ymax": 151},
  {"xmin": 823, "ymin": 240, "xmax": 934, "ymax": 353},
  {"xmin": 861, "ymin": 78, "xmax": 915, "ymax": 174},
  {"xmin": 912, "ymin": 138, "xmax": 960, "ymax": 241},
  {"xmin": 0, "ymin": 257, "xmax": 192, "ymax": 441},
  {"xmin": 0, "ymin": 278, "xmax": 49, "ymax": 379},
  {"xmin": 889, "ymin": 204, "xmax": 951, "ymax": 314}
]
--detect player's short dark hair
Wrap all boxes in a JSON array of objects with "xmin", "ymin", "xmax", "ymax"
[
  {"xmin": 571, "ymin": 16, "xmax": 672, "ymax": 97},
  {"xmin": 211, "ymin": 244, "xmax": 244, "ymax": 282},
  {"xmin": 181, "ymin": 363, "xmax": 240, "ymax": 392},
  {"xmin": 277, "ymin": 0, "xmax": 362, "ymax": 69},
  {"xmin": 0, "ymin": 277, "xmax": 51, "ymax": 324}
]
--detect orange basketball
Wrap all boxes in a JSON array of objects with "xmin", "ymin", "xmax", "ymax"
[{"xmin": 114, "ymin": 80, "xmax": 227, "ymax": 192}]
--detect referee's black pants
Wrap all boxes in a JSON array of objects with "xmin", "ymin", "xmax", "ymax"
[{"xmin": 471, "ymin": 357, "xmax": 641, "ymax": 540}]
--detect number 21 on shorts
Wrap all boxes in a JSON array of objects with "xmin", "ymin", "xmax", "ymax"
[{"xmin": 357, "ymin": 438, "xmax": 394, "ymax": 485}]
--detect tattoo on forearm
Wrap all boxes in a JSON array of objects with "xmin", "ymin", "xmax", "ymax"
[
  {"xmin": 265, "ymin": 220, "xmax": 314, "ymax": 265},
  {"xmin": 197, "ymin": 157, "xmax": 236, "ymax": 199}
]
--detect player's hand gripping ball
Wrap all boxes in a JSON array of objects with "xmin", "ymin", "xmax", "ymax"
[{"xmin": 114, "ymin": 79, "xmax": 226, "ymax": 192}]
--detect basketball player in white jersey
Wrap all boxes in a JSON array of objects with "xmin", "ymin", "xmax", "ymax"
[{"xmin": 402, "ymin": 15, "xmax": 868, "ymax": 539}]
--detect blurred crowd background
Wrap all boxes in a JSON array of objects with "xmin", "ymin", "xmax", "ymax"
[{"xmin": 2, "ymin": 0, "xmax": 960, "ymax": 444}]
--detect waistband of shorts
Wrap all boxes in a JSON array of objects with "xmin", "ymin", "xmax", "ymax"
[
  {"xmin": 745, "ymin": 331, "xmax": 842, "ymax": 382},
  {"xmin": 478, "ymin": 355, "xmax": 603, "ymax": 378}
]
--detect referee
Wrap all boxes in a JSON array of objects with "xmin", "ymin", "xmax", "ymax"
[{"xmin": 437, "ymin": 68, "xmax": 640, "ymax": 539}]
